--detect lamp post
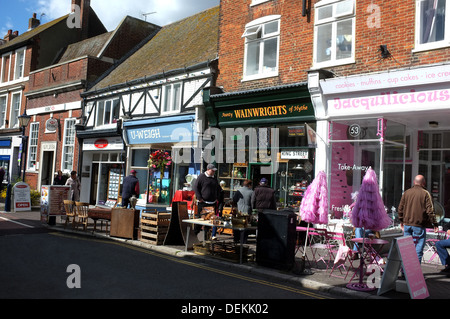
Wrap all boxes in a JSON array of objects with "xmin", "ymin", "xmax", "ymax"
[{"xmin": 18, "ymin": 110, "xmax": 31, "ymax": 182}]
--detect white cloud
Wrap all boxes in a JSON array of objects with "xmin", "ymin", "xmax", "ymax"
[{"xmin": 36, "ymin": 0, "xmax": 219, "ymax": 31}]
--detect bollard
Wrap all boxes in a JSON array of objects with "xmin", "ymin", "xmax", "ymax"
[{"xmin": 5, "ymin": 183, "xmax": 11, "ymax": 212}]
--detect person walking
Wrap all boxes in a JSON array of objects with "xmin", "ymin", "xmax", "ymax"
[
  {"xmin": 122, "ymin": 170, "xmax": 140, "ymax": 208},
  {"xmin": 398, "ymin": 174, "xmax": 439, "ymax": 263},
  {"xmin": 193, "ymin": 164, "xmax": 221, "ymax": 236},
  {"xmin": 251, "ymin": 177, "xmax": 276, "ymax": 213},
  {"xmin": 65, "ymin": 171, "xmax": 81, "ymax": 201}
]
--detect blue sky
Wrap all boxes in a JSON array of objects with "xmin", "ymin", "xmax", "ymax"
[{"xmin": 1, "ymin": 0, "xmax": 219, "ymax": 38}]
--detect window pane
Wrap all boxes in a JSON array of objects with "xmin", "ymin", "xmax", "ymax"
[
  {"xmin": 132, "ymin": 149, "xmax": 150, "ymax": 167},
  {"xmin": 336, "ymin": 0, "xmax": 354, "ymax": 16},
  {"xmin": 112, "ymin": 99, "xmax": 120, "ymax": 123},
  {"xmin": 11, "ymin": 94, "xmax": 20, "ymax": 127},
  {"xmin": 104, "ymin": 100, "xmax": 111, "ymax": 125},
  {"xmin": 264, "ymin": 20, "xmax": 279, "ymax": 35},
  {"xmin": 316, "ymin": 24, "xmax": 332, "ymax": 63},
  {"xmin": 263, "ymin": 37, "xmax": 278, "ymax": 72},
  {"xmin": 336, "ymin": 19, "xmax": 353, "ymax": 60},
  {"xmin": 245, "ymin": 41, "xmax": 260, "ymax": 76},
  {"xmin": 317, "ymin": 5, "xmax": 333, "ymax": 20},
  {"xmin": 420, "ymin": 0, "xmax": 446, "ymax": 44},
  {"xmin": 97, "ymin": 101, "xmax": 104, "ymax": 126},
  {"xmin": 163, "ymin": 86, "xmax": 172, "ymax": 112},
  {"xmin": 0, "ymin": 97, "xmax": 5, "ymax": 127},
  {"xmin": 173, "ymin": 84, "xmax": 181, "ymax": 112}
]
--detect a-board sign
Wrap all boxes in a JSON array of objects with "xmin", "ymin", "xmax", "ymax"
[
  {"xmin": 378, "ymin": 236, "xmax": 429, "ymax": 299},
  {"xmin": 14, "ymin": 182, "xmax": 31, "ymax": 212}
]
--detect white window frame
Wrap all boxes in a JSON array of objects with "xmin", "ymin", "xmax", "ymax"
[
  {"xmin": 95, "ymin": 98, "xmax": 120, "ymax": 128},
  {"xmin": 10, "ymin": 92, "xmax": 21, "ymax": 128},
  {"xmin": 0, "ymin": 94, "xmax": 7, "ymax": 128},
  {"xmin": 242, "ymin": 15, "xmax": 280, "ymax": 82},
  {"xmin": 414, "ymin": 0, "xmax": 450, "ymax": 52},
  {"xmin": 62, "ymin": 118, "xmax": 76, "ymax": 172},
  {"xmin": 251, "ymin": 0, "xmax": 270, "ymax": 6},
  {"xmin": 14, "ymin": 47, "xmax": 26, "ymax": 80},
  {"xmin": 27, "ymin": 122, "xmax": 39, "ymax": 171},
  {"xmin": 312, "ymin": 0, "xmax": 356, "ymax": 69},
  {"xmin": 1, "ymin": 53, "xmax": 12, "ymax": 83},
  {"xmin": 161, "ymin": 82, "xmax": 182, "ymax": 115}
]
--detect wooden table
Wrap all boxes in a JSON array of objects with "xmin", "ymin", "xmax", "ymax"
[
  {"xmin": 182, "ymin": 218, "xmax": 256, "ymax": 264},
  {"xmin": 88, "ymin": 207, "xmax": 112, "ymax": 233}
]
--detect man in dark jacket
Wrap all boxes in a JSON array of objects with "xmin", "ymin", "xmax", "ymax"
[
  {"xmin": 193, "ymin": 164, "xmax": 221, "ymax": 235},
  {"xmin": 398, "ymin": 174, "xmax": 438, "ymax": 263},
  {"xmin": 251, "ymin": 178, "xmax": 276, "ymax": 212},
  {"xmin": 122, "ymin": 170, "xmax": 140, "ymax": 208}
]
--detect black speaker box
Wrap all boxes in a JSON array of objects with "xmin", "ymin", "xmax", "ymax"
[{"xmin": 256, "ymin": 208, "xmax": 297, "ymax": 270}]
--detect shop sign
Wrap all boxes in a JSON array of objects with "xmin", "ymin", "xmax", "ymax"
[
  {"xmin": 94, "ymin": 139, "xmax": 109, "ymax": 149},
  {"xmin": 45, "ymin": 118, "xmax": 58, "ymax": 132},
  {"xmin": 218, "ymin": 103, "xmax": 314, "ymax": 123},
  {"xmin": 288, "ymin": 126, "xmax": 305, "ymax": 137},
  {"xmin": 280, "ymin": 150, "xmax": 309, "ymax": 160},
  {"xmin": 14, "ymin": 182, "xmax": 31, "ymax": 212},
  {"xmin": 126, "ymin": 121, "xmax": 196, "ymax": 145}
]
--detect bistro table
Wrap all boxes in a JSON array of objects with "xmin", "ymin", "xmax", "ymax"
[
  {"xmin": 88, "ymin": 206, "xmax": 112, "ymax": 233},
  {"xmin": 348, "ymin": 237, "xmax": 389, "ymax": 285},
  {"xmin": 182, "ymin": 218, "xmax": 256, "ymax": 264}
]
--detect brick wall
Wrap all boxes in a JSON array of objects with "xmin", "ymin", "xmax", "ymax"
[{"xmin": 217, "ymin": 0, "xmax": 450, "ymax": 92}]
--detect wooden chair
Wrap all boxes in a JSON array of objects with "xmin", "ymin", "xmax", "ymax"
[
  {"xmin": 74, "ymin": 202, "xmax": 90, "ymax": 231},
  {"xmin": 63, "ymin": 200, "xmax": 76, "ymax": 229}
]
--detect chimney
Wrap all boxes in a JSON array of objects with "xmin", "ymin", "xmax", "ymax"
[
  {"xmin": 4, "ymin": 30, "xmax": 19, "ymax": 42},
  {"xmin": 72, "ymin": 0, "xmax": 91, "ymax": 40},
  {"xmin": 28, "ymin": 13, "xmax": 41, "ymax": 31}
]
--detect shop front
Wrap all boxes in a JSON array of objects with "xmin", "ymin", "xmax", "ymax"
[
  {"xmin": 203, "ymin": 83, "xmax": 316, "ymax": 208},
  {"xmin": 122, "ymin": 114, "xmax": 200, "ymax": 208},
  {"xmin": 309, "ymin": 63, "xmax": 450, "ymax": 221}
]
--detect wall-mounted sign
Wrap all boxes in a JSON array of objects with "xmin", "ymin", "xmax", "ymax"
[
  {"xmin": 94, "ymin": 139, "xmax": 109, "ymax": 149},
  {"xmin": 45, "ymin": 118, "xmax": 58, "ymax": 132},
  {"xmin": 348, "ymin": 124, "xmax": 361, "ymax": 138},
  {"xmin": 280, "ymin": 150, "xmax": 309, "ymax": 160},
  {"xmin": 219, "ymin": 103, "xmax": 314, "ymax": 123}
]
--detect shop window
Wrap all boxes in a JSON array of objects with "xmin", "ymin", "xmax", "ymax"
[
  {"xmin": 27, "ymin": 122, "xmax": 39, "ymax": 170},
  {"xmin": 96, "ymin": 98, "xmax": 120, "ymax": 127},
  {"xmin": 162, "ymin": 83, "xmax": 181, "ymax": 114},
  {"xmin": 14, "ymin": 49, "xmax": 25, "ymax": 80},
  {"xmin": 62, "ymin": 119, "xmax": 76, "ymax": 172},
  {"xmin": 415, "ymin": 0, "xmax": 449, "ymax": 51},
  {"xmin": 0, "ymin": 95, "xmax": 6, "ymax": 128},
  {"xmin": 10, "ymin": 92, "xmax": 21, "ymax": 128},
  {"xmin": 313, "ymin": 0, "xmax": 355, "ymax": 68},
  {"xmin": 242, "ymin": 15, "xmax": 280, "ymax": 81}
]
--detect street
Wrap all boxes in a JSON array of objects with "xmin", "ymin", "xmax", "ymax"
[{"xmin": 0, "ymin": 215, "xmax": 336, "ymax": 305}]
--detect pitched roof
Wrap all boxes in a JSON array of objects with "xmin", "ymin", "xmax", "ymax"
[
  {"xmin": 88, "ymin": 6, "xmax": 219, "ymax": 92},
  {"xmin": 0, "ymin": 15, "xmax": 69, "ymax": 53},
  {"xmin": 57, "ymin": 31, "xmax": 113, "ymax": 63}
]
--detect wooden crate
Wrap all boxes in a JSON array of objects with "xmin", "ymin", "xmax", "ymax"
[
  {"xmin": 210, "ymin": 241, "xmax": 248, "ymax": 263},
  {"xmin": 139, "ymin": 210, "xmax": 171, "ymax": 245}
]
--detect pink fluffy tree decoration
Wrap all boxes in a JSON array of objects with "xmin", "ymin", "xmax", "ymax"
[
  {"xmin": 350, "ymin": 168, "xmax": 391, "ymax": 231},
  {"xmin": 300, "ymin": 171, "xmax": 328, "ymax": 225}
]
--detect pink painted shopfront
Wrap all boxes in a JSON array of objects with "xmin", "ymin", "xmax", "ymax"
[{"xmin": 315, "ymin": 63, "xmax": 450, "ymax": 223}]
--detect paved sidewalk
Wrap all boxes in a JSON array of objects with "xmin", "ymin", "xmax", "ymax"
[{"xmin": 1, "ymin": 208, "xmax": 449, "ymax": 299}]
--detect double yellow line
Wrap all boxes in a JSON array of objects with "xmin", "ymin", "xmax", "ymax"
[{"xmin": 52, "ymin": 232, "xmax": 332, "ymax": 299}]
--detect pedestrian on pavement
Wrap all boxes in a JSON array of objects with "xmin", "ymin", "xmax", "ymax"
[
  {"xmin": 53, "ymin": 170, "xmax": 67, "ymax": 186},
  {"xmin": 65, "ymin": 171, "xmax": 81, "ymax": 202},
  {"xmin": 193, "ymin": 163, "xmax": 221, "ymax": 236},
  {"xmin": 398, "ymin": 174, "xmax": 439, "ymax": 263},
  {"xmin": 0, "ymin": 167, "xmax": 5, "ymax": 191},
  {"xmin": 233, "ymin": 179, "xmax": 253, "ymax": 243},
  {"xmin": 435, "ymin": 222, "xmax": 450, "ymax": 274},
  {"xmin": 251, "ymin": 177, "xmax": 276, "ymax": 213},
  {"xmin": 122, "ymin": 169, "xmax": 140, "ymax": 208}
]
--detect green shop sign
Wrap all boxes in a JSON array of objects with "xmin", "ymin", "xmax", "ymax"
[{"xmin": 218, "ymin": 103, "xmax": 314, "ymax": 124}]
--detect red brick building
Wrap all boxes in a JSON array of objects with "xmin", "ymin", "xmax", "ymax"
[
  {"xmin": 205, "ymin": 0, "xmax": 450, "ymax": 218},
  {"xmin": 25, "ymin": 16, "xmax": 160, "ymax": 190}
]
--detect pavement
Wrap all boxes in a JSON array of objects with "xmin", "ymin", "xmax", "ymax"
[{"xmin": 1, "ymin": 207, "xmax": 449, "ymax": 300}]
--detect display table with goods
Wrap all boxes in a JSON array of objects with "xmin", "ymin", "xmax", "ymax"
[{"xmin": 183, "ymin": 214, "xmax": 257, "ymax": 264}]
